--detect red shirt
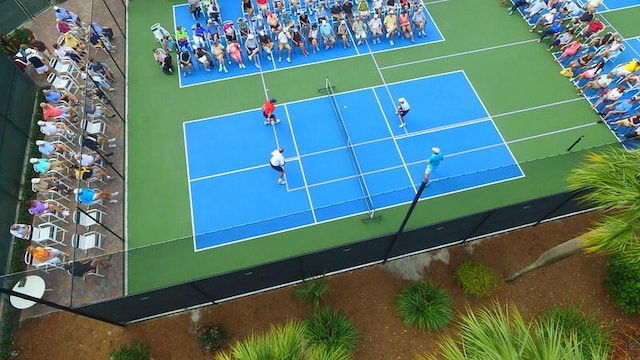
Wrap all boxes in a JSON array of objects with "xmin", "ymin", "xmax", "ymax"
[
  {"xmin": 43, "ymin": 104, "xmax": 64, "ymax": 119},
  {"xmin": 588, "ymin": 21, "xmax": 604, "ymax": 33},
  {"xmin": 263, "ymin": 100, "xmax": 275, "ymax": 115}
]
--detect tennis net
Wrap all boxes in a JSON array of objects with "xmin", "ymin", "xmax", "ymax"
[{"xmin": 325, "ymin": 77, "xmax": 376, "ymax": 218}]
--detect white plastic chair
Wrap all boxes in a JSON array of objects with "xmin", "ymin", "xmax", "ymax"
[
  {"xmin": 71, "ymin": 231, "xmax": 104, "ymax": 253},
  {"xmin": 73, "ymin": 209, "xmax": 106, "ymax": 230},
  {"xmin": 49, "ymin": 57, "xmax": 81, "ymax": 80},
  {"xmin": 81, "ymin": 119, "xmax": 109, "ymax": 138},
  {"xmin": 24, "ymin": 250, "xmax": 66, "ymax": 273},
  {"xmin": 46, "ymin": 73, "xmax": 82, "ymax": 96},
  {"xmin": 31, "ymin": 223, "xmax": 67, "ymax": 247}
]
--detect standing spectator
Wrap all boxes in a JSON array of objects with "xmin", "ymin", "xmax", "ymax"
[
  {"xmin": 396, "ymin": 97, "xmax": 410, "ymax": 128},
  {"xmin": 270, "ymin": 147, "xmax": 286, "ymax": 184},
  {"xmin": 262, "ymin": 98, "xmax": 280, "ymax": 125},
  {"xmin": 29, "ymin": 36, "xmax": 53, "ymax": 61},
  {"xmin": 423, "ymin": 147, "xmax": 443, "ymax": 185},
  {"xmin": 25, "ymin": 49, "xmax": 50, "ymax": 77}
]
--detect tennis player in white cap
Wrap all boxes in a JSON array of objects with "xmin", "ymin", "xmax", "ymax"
[
  {"xmin": 423, "ymin": 147, "xmax": 443, "ymax": 185},
  {"xmin": 396, "ymin": 97, "xmax": 410, "ymax": 128}
]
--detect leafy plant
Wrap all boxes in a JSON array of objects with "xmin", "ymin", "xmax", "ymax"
[
  {"xmin": 0, "ymin": 28, "xmax": 33, "ymax": 56},
  {"xmin": 109, "ymin": 341, "xmax": 150, "ymax": 360},
  {"xmin": 303, "ymin": 308, "xmax": 358, "ymax": 355},
  {"xmin": 294, "ymin": 276, "xmax": 331, "ymax": 311},
  {"xmin": 605, "ymin": 254, "xmax": 640, "ymax": 314},
  {"xmin": 396, "ymin": 281, "xmax": 453, "ymax": 330},
  {"xmin": 196, "ymin": 323, "xmax": 228, "ymax": 353},
  {"xmin": 610, "ymin": 324, "xmax": 640, "ymax": 360},
  {"xmin": 215, "ymin": 321, "xmax": 304, "ymax": 360},
  {"xmin": 539, "ymin": 306, "xmax": 610, "ymax": 359},
  {"xmin": 454, "ymin": 262, "xmax": 498, "ymax": 298}
]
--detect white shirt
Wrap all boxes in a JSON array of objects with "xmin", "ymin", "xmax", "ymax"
[
  {"xmin": 79, "ymin": 154, "xmax": 95, "ymax": 166},
  {"xmin": 369, "ymin": 18, "xmax": 382, "ymax": 31},
  {"xmin": 399, "ymin": 100, "xmax": 410, "ymax": 111},
  {"xmin": 270, "ymin": 150, "xmax": 285, "ymax": 166},
  {"xmin": 40, "ymin": 123, "xmax": 59, "ymax": 136},
  {"xmin": 277, "ymin": 31, "xmax": 290, "ymax": 44}
]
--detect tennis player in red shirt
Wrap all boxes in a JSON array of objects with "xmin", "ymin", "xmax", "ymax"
[{"xmin": 262, "ymin": 98, "xmax": 280, "ymax": 125}]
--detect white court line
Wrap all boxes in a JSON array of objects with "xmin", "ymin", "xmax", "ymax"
[
  {"xmin": 492, "ymin": 98, "xmax": 586, "ymax": 118},
  {"xmin": 460, "ymin": 70, "xmax": 526, "ymax": 177},
  {"xmin": 183, "ymin": 121, "xmax": 199, "ymax": 253},
  {"xmin": 379, "ymin": 39, "xmax": 538, "ymax": 70},
  {"xmin": 394, "ymin": 117, "xmax": 491, "ymax": 139},
  {"xmin": 284, "ymin": 105, "xmax": 317, "ymax": 222},
  {"xmin": 598, "ymin": 3, "xmax": 640, "ymax": 14}
]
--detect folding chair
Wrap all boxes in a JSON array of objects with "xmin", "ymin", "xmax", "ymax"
[
  {"xmin": 37, "ymin": 200, "xmax": 70, "ymax": 224},
  {"xmin": 46, "ymin": 73, "xmax": 82, "ymax": 96},
  {"xmin": 73, "ymin": 209, "xmax": 107, "ymax": 231},
  {"xmin": 71, "ymin": 231, "xmax": 105, "ymax": 253},
  {"xmin": 152, "ymin": 23, "xmax": 171, "ymax": 42},
  {"xmin": 81, "ymin": 119, "xmax": 109, "ymax": 138},
  {"xmin": 31, "ymin": 223, "xmax": 67, "ymax": 247},
  {"xmin": 49, "ymin": 57, "xmax": 81, "ymax": 80}
]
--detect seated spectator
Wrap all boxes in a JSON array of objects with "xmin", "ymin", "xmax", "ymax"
[
  {"xmin": 162, "ymin": 35, "xmax": 176, "ymax": 53},
  {"xmin": 547, "ymin": 29, "xmax": 573, "ymax": 51},
  {"xmin": 567, "ymin": 53, "xmax": 595, "ymax": 70},
  {"xmin": 40, "ymin": 102, "xmax": 76, "ymax": 120},
  {"xmin": 84, "ymin": 98, "xmax": 116, "ymax": 118},
  {"xmin": 319, "ymin": 20, "xmax": 335, "ymax": 50},
  {"xmin": 412, "ymin": 7, "xmax": 426, "ymax": 38},
  {"xmin": 37, "ymin": 120, "xmax": 73, "ymax": 138},
  {"xmin": 81, "ymin": 132, "xmax": 115, "ymax": 158},
  {"xmin": 245, "ymin": 33, "xmax": 261, "ymax": 67},
  {"xmin": 369, "ymin": 14, "xmax": 383, "ymax": 44},
  {"xmin": 282, "ymin": 11, "xmax": 295, "ymax": 29},
  {"xmin": 273, "ymin": 30, "xmax": 291, "ymax": 64},
  {"xmin": 568, "ymin": 9, "xmax": 593, "ymax": 29},
  {"xmin": 28, "ymin": 199, "xmax": 68, "ymax": 217},
  {"xmin": 596, "ymin": 37, "xmax": 623, "ymax": 59},
  {"xmin": 88, "ymin": 58, "xmax": 115, "ymax": 83},
  {"xmin": 337, "ymin": 20, "xmax": 350, "ymax": 48},
  {"xmin": 578, "ymin": 19, "xmax": 604, "ymax": 40},
  {"xmin": 85, "ymin": 29, "xmax": 115, "ymax": 51},
  {"xmin": 29, "ymin": 157, "xmax": 67, "ymax": 174},
  {"xmin": 372, "ymin": 0, "xmax": 383, "ymax": 16},
  {"xmin": 612, "ymin": 59, "xmax": 640, "ymax": 79},
  {"xmin": 10, "ymin": 224, "xmax": 32, "ymax": 240},
  {"xmin": 55, "ymin": 18, "xmax": 74, "ymax": 34},
  {"xmin": 331, "ymin": 1, "xmax": 343, "ymax": 21},
  {"xmin": 53, "ymin": 5, "xmax": 81, "ymax": 25},
  {"xmin": 74, "ymin": 187, "xmax": 119, "ymax": 204},
  {"xmin": 308, "ymin": 24, "xmax": 320, "ymax": 53},
  {"xmin": 253, "ymin": 14, "xmax": 266, "ymax": 33},
  {"xmin": 72, "ymin": 164, "xmax": 112, "ymax": 182},
  {"xmin": 299, "ymin": 11, "xmax": 311, "ymax": 34},
  {"xmin": 90, "ymin": 22, "xmax": 114, "ymax": 41},
  {"xmin": 557, "ymin": 40, "xmax": 582, "ymax": 62},
  {"xmin": 602, "ymin": 97, "xmax": 638, "ymax": 121},
  {"xmin": 210, "ymin": 40, "xmax": 228, "ymax": 72},
  {"xmin": 342, "ymin": 0, "xmax": 354, "ymax": 23},
  {"xmin": 43, "ymin": 88, "xmax": 79, "ymax": 105},
  {"xmin": 588, "ymin": 32, "xmax": 615, "ymax": 48},
  {"xmin": 609, "ymin": 114, "xmax": 640, "ymax": 130},
  {"xmin": 524, "ymin": 0, "xmax": 546, "ymax": 19},
  {"xmin": 223, "ymin": 21, "xmax": 237, "ymax": 42},
  {"xmin": 238, "ymin": 18, "xmax": 251, "ymax": 39},
  {"xmin": 585, "ymin": 0, "xmax": 602, "ymax": 12},
  {"xmin": 81, "ymin": 66, "xmax": 114, "ymax": 92},
  {"xmin": 356, "ymin": 0, "xmax": 369, "ymax": 20},
  {"xmin": 153, "ymin": 48, "xmax": 166, "ymax": 64},
  {"xmin": 205, "ymin": 19, "xmax": 220, "ymax": 42},
  {"xmin": 227, "ymin": 40, "xmax": 246, "ymax": 67},
  {"xmin": 574, "ymin": 59, "xmax": 605, "ymax": 81},
  {"xmin": 162, "ymin": 53, "xmax": 174, "ymax": 74},
  {"xmin": 399, "ymin": 10, "xmax": 414, "ymax": 42},
  {"xmin": 179, "ymin": 48, "xmax": 193, "ymax": 76},
  {"xmin": 352, "ymin": 17, "xmax": 367, "ymax": 45},
  {"xmin": 529, "ymin": 9, "xmax": 556, "ymax": 33},
  {"xmin": 383, "ymin": 12, "xmax": 397, "ymax": 45},
  {"xmin": 538, "ymin": 21, "xmax": 564, "ymax": 43},
  {"xmin": 62, "ymin": 32, "xmax": 88, "ymax": 54},
  {"xmin": 175, "ymin": 26, "xmax": 189, "ymax": 49},
  {"xmin": 27, "ymin": 246, "xmax": 68, "ymax": 265},
  {"xmin": 257, "ymin": 0, "xmax": 269, "ymax": 14},
  {"xmin": 25, "ymin": 49, "xmax": 50, "ymax": 77},
  {"xmin": 191, "ymin": 23, "xmax": 207, "ymax": 49},
  {"xmin": 267, "ymin": 11, "xmax": 281, "ymax": 32},
  {"xmin": 52, "ymin": 43, "xmax": 83, "ymax": 64},
  {"xmin": 315, "ymin": 4, "xmax": 328, "ymax": 22},
  {"xmin": 591, "ymin": 85, "xmax": 627, "ymax": 110},
  {"xmin": 207, "ymin": 1, "xmax": 221, "ymax": 22},
  {"xmin": 36, "ymin": 140, "xmax": 72, "ymax": 157},
  {"xmin": 64, "ymin": 257, "xmax": 111, "ymax": 278},
  {"xmin": 31, "ymin": 177, "xmax": 72, "ymax": 196},
  {"xmin": 189, "ymin": 0, "xmax": 203, "ymax": 20},
  {"xmin": 243, "ymin": 0, "xmax": 254, "ymax": 17},
  {"xmin": 291, "ymin": 27, "xmax": 309, "ymax": 57},
  {"xmin": 560, "ymin": 0, "xmax": 581, "ymax": 17},
  {"xmin": 194, "ymin": 46, "xmax": 212, "ymax": 72}
]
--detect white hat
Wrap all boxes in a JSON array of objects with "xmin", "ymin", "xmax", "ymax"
[
  {"xmin": 374, "ymin": 13, "xmax": 379, "ymax": 19},
  {"xmin": 341, "ymin": 20, "xmax": 346, "ymax": 24},
  {"xmin": 432, "ymin": 147, "xmax": 440, "ymax": 154},
  {"xmin": 259, "ymin": 30, "xmax": 266, "ymax": 36},
  {"xmin": 35, "ymin": 140, "xmax": 45, "ymax": 145},
  {"xmin": 322, "ymin": 19, "xmax": 327, "ymax": 25},
  {"xmin": 25, "ymin": 48, "xmax": 36, "ymax": 55},
  {"xmin": 37, "ymin": 120, "xmax": 46, "ymax": 126},
  {"xmin": 247, "ymin": 33, "xmax": 255, "ymax": 39},
  {"xmin": 31, "ymin": 178, "xmax": 40, "ymax": 184},
  {"xmin": 73, "ymin": 188, "xmax": 81, "ymax": 194},
  {"xmin": 29, "ymin": 158, "xmax": 38, "ymax": 164},
  {"xmin": 53, "ymin": 5, "xmax": 59, "ymax": 10},
  {"xmin": 398, "ymin": 97, "xmax": 406, "ymax": 103}
]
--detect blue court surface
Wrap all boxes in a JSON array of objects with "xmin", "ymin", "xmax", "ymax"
[
  {"xmin": 184, "ymin": 71, "xmax": 524, "ymax": 250},
  {"xmin": 173, "ymin": 3, "xmax": 443, "ymax": 87}
]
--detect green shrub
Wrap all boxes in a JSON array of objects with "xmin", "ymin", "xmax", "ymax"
[
  {"xmin": 109, "ymin": 341, "xmax": 150, "ymax": 360},
  {"xmin": 605, "ymin": 254, "xmax": 640, "ymax": 314},
  {"xmin": 294, "ymin": 276, "xmax": 331, "ymax": 311},
  {"xmin": 196, "ymin": 323, "xmax": 228, "ymax": 353},
  {"xmin": 540, "ymin": 306, "xmax": 610, "ymax": 359},
  {"xmin": 303, "ymin": 308, "xmax": 358, "ymax": 355},
  {"xmin": 396, "ymin": 281, "xmax": 453, "ymax": 330},
  {"xmin": 454, "ymin": 262, "xmax": 498, "ymax": 298},
  {"xmin": 216, "ymin": 321, "xmax": 304, "ymax": 360}
]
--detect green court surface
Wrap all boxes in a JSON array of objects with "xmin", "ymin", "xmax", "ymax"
[{"xmin": 126, "ymin": 0, "xmax": 632, "ymax": 293}]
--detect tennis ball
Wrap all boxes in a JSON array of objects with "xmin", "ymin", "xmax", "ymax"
[{"xmin": 344, "ymin": 105, "xmax": 347, "ymax": 108}]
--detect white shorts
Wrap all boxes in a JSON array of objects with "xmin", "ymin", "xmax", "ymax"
[{"xmin": 35, "ymin": 65, "xmax": 49, "ymax": 74}]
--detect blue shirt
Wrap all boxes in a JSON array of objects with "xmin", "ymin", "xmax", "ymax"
[
  {"xmin": 38, "ymin": 141, "xmax": 55, "ymax": 156},
  {"xmin": 427, "ymin": 153, "xmax": 443, "ymax": 169},
  {"xmin": 614, "ymin": 101, "xmax": 633, "ymax": 113},
  {"xmin": 77, "ymin": 188, "xmax": 97, "ymax": 204},
  {"xmin": 33, "ymin": 159, "xmax": 50, "ymax": 173},
  {"xmin": 45, "ymin": 91, "xmax": 62, "ymax": 104}
]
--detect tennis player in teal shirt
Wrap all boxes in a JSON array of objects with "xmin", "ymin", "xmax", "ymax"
[{"xmin": 423, "ymin": 147, "xmax": 443, "ymax": 185}]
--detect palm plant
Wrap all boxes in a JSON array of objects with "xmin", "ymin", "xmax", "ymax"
[
  {"xmin": 507, "ymin": 149, "xmax": 640, "ymax": 281},
  {"xmin": 419, "ymin": 302, "xmax": 609, "ymax": 360}
]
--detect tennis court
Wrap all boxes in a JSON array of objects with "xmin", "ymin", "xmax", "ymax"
[
  {"xmin": 185, "ymin": 71, "xmax": 522, "ymax": 249},
  {"xmin": 126, "ymin": 0, "xmax": 637, "ymax": 293}
]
